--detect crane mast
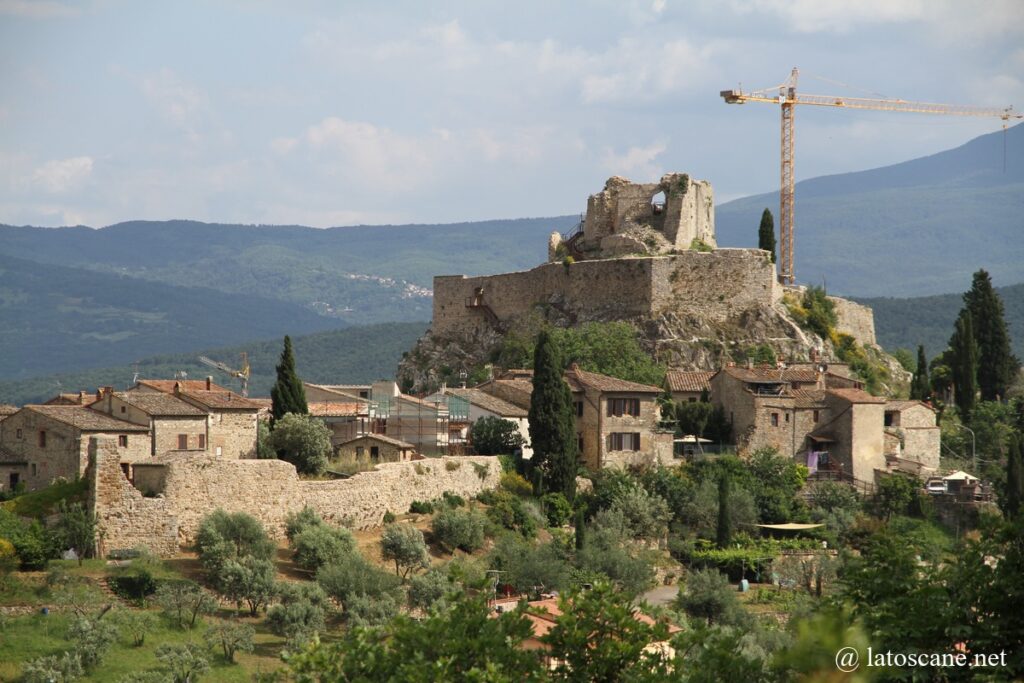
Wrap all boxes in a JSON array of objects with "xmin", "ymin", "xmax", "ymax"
[{"xmin": 721, "ymin": 67, "xmax": 1021, "ymax": 285}]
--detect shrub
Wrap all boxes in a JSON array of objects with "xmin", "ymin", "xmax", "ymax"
[
  {"xmin": 111, "ymin": 608, "xmax": 158, "ymax": 647},
  {"xmin": 488, "ymin": 534, "xmax": 572, "ymax": 594},
  {"xmin": 269, "ymin": 412, "xmax": 332, "ymax": 476},
  {"xmin": 541, "ymin": 493, "xmax": 573, "ymax": 527},
  {"xmin": 155, "ymin": 643, "xmax": 211, "ymax": 683},
  {"xmin": 216, "ymin": 556, "xmax": 277, "ymax": 615},
  {"xmin": 155, "ymin": 580, "xmax": 217, "ymax": 629},
  {"xmin": 500, "ymin": 471, "xmax": 534, "ymax": 497},
  {"xmin": 431, "ymin": 508, "xmax": 487, "ymax": 553},
  {"xmin": 108, "ymin": 567, "xmax": 157, "ymax": 603},
  {"xmin": 267, "ymin": 583, "xmax": 328, "ymax": 646},
  {"xmin": 293, "ymin": 524, "xmax": 355, "ymax": 571},
  {"xmin": 211, "ymin": 620, "xmax": 255, "ymax": 663},
  {"xmin": 409, "ymin": 500, "xmax": 434, "ymax": 514},
  {"xmin": 67, "ymin": 616, "xmax": 118, "ymax": 671},
  {"xmin": 442, "ymin": 491, "xmax": 466, "ymax": 508},
  {"xmin": 21, "ymin": 651, "xmax": 83, "ymax": 683},
  {"xmin": 606, "ymin": 484, "xmax": 671, "ymax": 542},
  {"xmin": 575, "ymin": 527, "xmax": 656, "ymax": 596},
  {"xmin": 675, "ymin": 568, "xmax": 744, "ymax": 626},
  {"xmin": 380, "ymin": 524, "xmax": 429, "ymax": 578},
  {"xmin": 486, "ymin": 491, "xmax": 541, "ymax": 539},
  {"xmin": 284, "ymin": 506, "xmax": 323, "ymax": 542},
  {"xmin": 346, "ymin": 592, "xmax": 400, "ymax": 627},
  {"xmin": 316, "ymin": 553, "xmax": 402, "ymax": 604},
  {"xmin": 470, "ymin": 416, "xmax": 526, "ymax": 455},
  {"xmin": 407, "ymin": 567, "xmax": 452, "ymax": 612},
  {"xmin": 445, "ymin": 460, "xmax": 461, "ymax": 471},
  {"xmin": 382, "ymin": 511, "xmax": 397, "ymax": 524},
  {"xmin": 195, "ymin": 509, "xmax": 275, "ymax": 573}
]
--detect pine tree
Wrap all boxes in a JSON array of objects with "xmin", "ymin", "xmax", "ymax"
[
  {"xmin": 911, "ymin": 345, "xmax": 931, "ymax": 401},
  {"xmin": 1003, "ymin": 433, "xmax": 1022, "ymax": 521},
  {"xmin": 758, "ymin": 208, "xmax": 776, "ymax": 264},
  {"xmin": 949, "ymin": 311, "xmax": 979, "ymax": 420},
  {"xmin": 963, "ymin": 269, "xmax": 1018, "ymax": 401},
  {"xmin": 528, "ymin": 330, "xmax": 578, "ymax": 499},
  {"xmin": 270, "ymin": 336, "xmax": 308, "ymax": 424},
  {"xmin": 574, "ymin": 508, "xmax": 586, "ymax": 551},
  {"xmin": 716, "ymin": 473, "xmax": 731, "ymax": 548}
]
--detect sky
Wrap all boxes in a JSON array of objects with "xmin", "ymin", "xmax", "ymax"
[{"xmin": 0, "ymin": 0, "xmax": 1022, "ymax": 228}]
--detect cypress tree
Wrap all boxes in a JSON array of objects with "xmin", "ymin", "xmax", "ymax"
[
  {"xmin": 758, "ymin": 208, "xmax": 776, "ymax": 264},
  {"xmin": 574, "ymin": 508, "xmax": 586, "ymax": 551},
  {"xmin": 1003, "ymin": 432, "xmax": 1022, "ymax": 521},
  {"xmin": 716, "ymin": 473, "xmax": 731, "ymax": 548},
  {"xmin": 910, "ymin": 345, "xmax": 931, "ymax": 401},
  {"xmin": 963, "ymin": 269, "xmax": 1018, "ymax": 401},
  {"xmin": 270, "ymin": 335, "xmax": 308, "ymax": 424},
  {"xmin": 949, "ymin": 311, "xmax": 979, "ymax": 420},
  {"xmin": 527, "ymin": 330, "xmax": 578, "ymax": 499}
]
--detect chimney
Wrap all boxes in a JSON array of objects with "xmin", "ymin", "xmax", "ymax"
[
  {"xmin": 173, "ymin": 381, "xmax": 181, "ymax": 396},
  {"xmin": 96, "ymin": 389, "xmax": 103, "ymax": 401},
  {"xmin": 102, "ymin": 386, "xmax": 113, "ymax": 397},
  {"xmin": 746, "ymin": 359, "xmax": 754, "ymax": 370},
  {"xmin": 206, "ymin": 376, "xmax": 213, "ymax": 390}
]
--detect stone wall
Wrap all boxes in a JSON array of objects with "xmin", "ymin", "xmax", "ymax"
[
  {"xmin": 207, "ymin": 411, "xmax": 257, "ymax": 459},
  {"xmin": 89, "ymin": 443, "xmax": 502, "ymax": 555},
  {"xmin": 432, "ymin": 250, "xmax": 779, "ymax": 341},
  {"xmin": 87, "ymin": 437, "xmax": 179, "ymax": 557},
  {"xmin": 828, "ymin": 296, "xmax": 877, "ymax": 347}
]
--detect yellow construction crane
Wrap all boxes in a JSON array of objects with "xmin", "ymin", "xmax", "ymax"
[
  {"xmin": 721, "ymin": 67, "xmax": 1022, "ymax": 285},
  {"xmin": 198, "ymin": 352, "xmax": 251, "ymax": 396}
]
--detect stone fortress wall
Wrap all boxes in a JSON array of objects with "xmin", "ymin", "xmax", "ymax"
[
  {"xmin": 87, "ymin": 436, "xmax": 501, "ymax": 557},
  {"xmin": 432, "ymin": 173, "xmax": 876, "ymax": 348}
]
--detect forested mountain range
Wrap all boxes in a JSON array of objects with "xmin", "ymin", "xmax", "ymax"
[{"xmin": 0, "ymin": 322, "xmax": 427, "ymax": 406}]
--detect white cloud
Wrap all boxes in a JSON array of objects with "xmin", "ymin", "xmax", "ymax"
[
  {"xmin": 141, "ymin": 68, "xmax": 203, "ymax": 127},
  {"xmin": 303, "ymin": 117, "xmax": 437, "ymax": 187},
  {"xmin": 731, "ymin": 0, "xmax": 925, "ymax": 33},
  {"xmin": 31, "ymin": 156, "xmax": 93, "ymax": 193},
  {"xmin": 0, "ymin": 0, "xmax": 79, "ymax": 19},
  {"xmin": 601, "ymin": 142, "xmax": 668, "ymax": 178}
]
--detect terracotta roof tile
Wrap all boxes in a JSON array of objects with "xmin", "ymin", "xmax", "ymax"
[
  {"xmin": 137, "ymin": 379, "xmax": 231, "ymax": 393},
  {"xmin": 566, "ymin": 365, "xmax": 662, "ymax": 394},
  {"xmin": 180, "ymin": 391, "xmax": 262, "ymax": 411},
  {"xmin": 792, "ymin": 388, "xmax": 828, "ymax": 408},
  {"xmin": 0, "ymin": 404, "xmax": 19, "ymax": 416},
  {"xmin": 827, "ymin": 387, "xmax": 885, "ymax": 404},
  {"xmin": 24, "ymin": 405, "xmax": 150, "ymax": 432},
  {"xmin": 885, "ymin": 400, "xmax": 936, "ymax": 412},
  {"xmin": 308, "ymin": 401, "xmax": 366, "ymax": 417},
  {"xmin": 665, "ymin": 370, "xmax": 714, "ymax": 393},
  {"xmin": 338, "ymin": 434, "xmax": 415, "ymax": 449},
  {"xmin": 113, "ymin": 391, "xmax": 207, "ymax": 417},
  {"xmin": 446, "ymin": 388, "xmax": 527, "ymax": 418}
]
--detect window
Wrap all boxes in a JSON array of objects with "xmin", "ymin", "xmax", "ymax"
[
  {"xmin": 607, "ymin": 398, "xmax": 640, "ymax": 417},
  {"xmin": 30, "ymin": 464, "xmax": 36, "ymax": 476},
  {"xmin": 577, "ymin": 434, "xmax": 584, "ymax": 452},
  {"xmin": 688, "ymin": 397, "xmax": 697, "ymax": 403},
  {"xmin": 38, "ymin": 431, "xmax": 46, "ymax": 448},
  {"xmin": 356, "ymin": 446, "xmax": 365, "ymax": 457},
  {"xmin": 198, "ymin": 434, "xmax": 206, "ymax": 449},
  {"xmin": 884, "ymin": 412, "xmax": 895, "ymax": 427},
  {"xmin": 9, "ymin": 473, "xmax": 18, "ymax": 489},
  {"xmin": 359, "ymin": 391, "xmax": 369, "ymax": 399},
  {"xmin": 371, "ymin": 446, "xmax": 380, "ymax": 459},
  {"xmin": 15, "ymin": 428, "xmax": 22, "ymax": 439},
  {"xmin": 770, "ymin": 413, "xmax": 779, "ymax": 427},
  {"xmin": 120, "ymin": 406, "xmax": 126, "ymax": 413},
  {"xmin": 785, "ymin": 412, "xmax": 790, "ymax": 423},
  {"xmin": 813, "ymin": 410, "xmax": 820, "ymax": 422},
  {"xmin": 575, "ymin": 401, "xmax": 583, "ymax": 417},
  {"xmin": 607, "ymin": 432, "xmax": 641, "ymax": 451},
  {"xmin": 118, "ymin": 435, "xmax": 128, "ymax": 447},
  {"xmin": 178, "ymin": 434, "xmax": 188, "ymax": 450}
]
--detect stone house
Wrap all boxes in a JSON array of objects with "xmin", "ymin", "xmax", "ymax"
[
  {"xmin": 304, "ymin": 382, "xmax": 373, "ymax": 447},
  {"xmin": 710, "ymin": 364, "xmax": 888, "ymax": 484},
  {"xmin": 334, "ymin": 433, "xmax": 417, "ymax": 466},
  {"xmin": 369, "ymin": 381, "xmax": 450, "ymax": 457},
  {"xmin": 477, "ymin": 366, "xmax": 673, "ymax": 470},
  {"xmin": 133, "ymin": 378, "xmax": 260, "ymax": 459},
  {"xmin": 0, "ymin": 405, "xmax": 149, "ymax": 491},
  {"xmin": 441, "ymin": 387, "xmax": 533, "ymax": 460},
  {"xmin": 88, "ymin": 389, "xmax": 210, "ymax": 458},
  {"xmin": 0, "ymin": 404, "xmax": 17, "ymax": 424},
  {"xmin": 665, "ymin": 370, "xmax": 714, "ymax": 403},
  {"xmin": 882, "ymin": 400, "xmax": 940, "ymax": 475}
]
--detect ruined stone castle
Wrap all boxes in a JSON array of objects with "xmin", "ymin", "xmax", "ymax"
[{"xmin": 406, "ymin": 173, "xmax": 879, "ymax": 391}]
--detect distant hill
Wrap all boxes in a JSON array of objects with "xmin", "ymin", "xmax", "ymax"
[
  {"xmin": 0, "ymin": 216, "xmax": 577, "ymax": 325},
  {"xmin": 856, "ymin": 282, "xmax": 1024, "ymax": 361},
  {"xmin": 0, "ymin": 322, "xmax": 428, "ymax": 406},
  {"xmin": 716, "ymin": 123, "xmax": 1024, "ymax": 297},
  {"xmin": 0, "ymin": 253, "xmax": 342, "ymax": 379}
]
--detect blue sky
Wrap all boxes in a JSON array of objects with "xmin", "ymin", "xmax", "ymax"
[{"xmin": 1, "ymin": 0, "xmax": 1021, "ymax": 227}]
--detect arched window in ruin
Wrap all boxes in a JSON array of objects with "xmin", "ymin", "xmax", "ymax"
[{"xmin": 651, "ymin": 190, "xmax": 666, "ymax": 215}]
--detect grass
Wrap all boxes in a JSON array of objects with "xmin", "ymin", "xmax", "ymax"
[
  {"xmin": 0, "ymin": 610, "xmax": 287, "ymax": 681},
  {"xmin": 2, "ymin": 478, "xmax": 88, "ymax": 518}
]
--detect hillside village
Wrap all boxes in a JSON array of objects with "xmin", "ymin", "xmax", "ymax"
[{"xmin": 0, "ymin": 172, "xmax": 1018, "ymax": 682}]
